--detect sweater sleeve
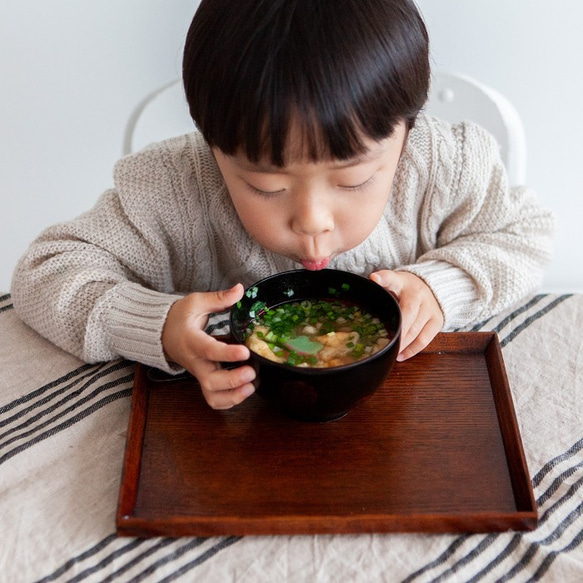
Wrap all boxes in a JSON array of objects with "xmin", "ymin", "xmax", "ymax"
[
  {"xmin": 399, "ymin": 120, "xmax": 555, "ymax": 328},
  {"xmin": 11, "ymin": 138, "xmax": 198, "ymax": 372}
]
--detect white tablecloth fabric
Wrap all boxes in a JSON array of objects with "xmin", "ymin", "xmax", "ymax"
[{"xmin": 1, "ymin": 292, "xmax": 582, "ymax": 582}]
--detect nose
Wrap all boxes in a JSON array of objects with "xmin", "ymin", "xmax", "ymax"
[{"xmin": 291, "ymin": 191, "xmax": 334, "ymax": 236}]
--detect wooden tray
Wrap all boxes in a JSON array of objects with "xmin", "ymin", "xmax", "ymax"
[{"xmin": 116, "ymin": 332, "xmax": 537, "ymax": 537}]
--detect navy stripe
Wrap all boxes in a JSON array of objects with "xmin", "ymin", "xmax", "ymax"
[
  {"xmin": 402, "ymin": 296, "xmax": 571, "ymax": 582},
  {"xmin": 466, "ymin": 535, "xmax": 522, "ymax": 583},
  {"xmin": 0, "ymin": 385, "xmax": 132, "ymax": 466},
  {"xmin": 496, "ymin": 544, "xmax": 538, "ymax": 583},
  {"xmin": 428, "ymin": 535, "xmax": 498, "ymax": 583},
  {"xmin": 519, "ymin": 503, "xmax": 583, "ymax": 583},
  {"xmin": 0, "ymin": 363, "xmax": 98, "ymax": 415},
  {"xmin": 121, "ymin": 538, "xmax": 209, "ymax": 583},
  {"xmin": 430, "ymin": 502, "xmax": 583, "ymax": 583},
  {"xmin": 38, "ymin": 536, "xmax": 239, "ymax": 583},
  {"xmin": 527, "ymin": 526, "xmax": 583, "ymax": 582},
  {"xmin": 0, "ymin": 361, "xmax": 132, "ymax": 432},
  {"xmin": 400, "ymin": 536, "xmax": 470, "ymax": 583},
  {"xmin": 469, "ymin": 294, "xmax": 547, "ymax": 333},
  {"xmin": 536, "ymin": 464, "xmax": 583, "ymax": 510},
  {"xmin": 469, "ymin": 315, "xmax": 496, "ymax": 332},
  {"xmin": 66, "ymin": 538, "xmax": 146, "ymax": 583},
  {"xmin": 87, "ymin": 538, "xmax": 179, "ymax": 583},
  {"xmin": 158, "ymin": 537, "xmax": 242, "ymax": 583},
  {"xmin": 0, "ymin": 293, "xmax": 11, "ymax": 302},
  {"xmin": 0, "ymin": 302, "xmax": 13, "ymax": 314},
  {"xmin": 493, "ymin": 294, "xmax": 547, "ymax": 332},
  {"xmin": 0, "ymin": 372, "xmax": 134, "ymax": 451},
  {"xmin": 402, "ymin": 287, "xmax": 579, "ymax": 583},
  {"xmin": 426, "ymin": 454, "xmax": 583, "ymax": 583},
  {"xmin": 500, "ymin": 294, "xmax": 572, "ymax": 347},
  {"xmin": 536, "ymin": 501, "xmax": 583, "ymax": 546},
  {"xmin": 206, "ymin": 317, "xmax": 229, "ymax": 335},
  {"xmin": 492, "ymin": 500, "xmax": 583, "ymax": 583},
  {"xmin": 30, "ymin": 294, "xmax": 574, "ymax": 583},
  {"xmin": 34, "ymin": 534, "xmax": 119, "ymax": 583},
  {"xmin": 532, "ymin": 437, "xmax": 583, "ymax": 489},
  {"xmin": 467, "ymin": 450, "xmax": 583, "ymax": 583}
]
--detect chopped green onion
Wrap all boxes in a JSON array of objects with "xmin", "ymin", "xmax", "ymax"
[{"xmin": 244, "ymin": 297, "xmax": 391, "ymax": 367}]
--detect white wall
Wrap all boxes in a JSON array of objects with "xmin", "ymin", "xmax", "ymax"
[
  {"xmin": 0, "ymin": 0, "xmax": 197, "ymax": 292},
  {"xmin": 416, "ymin": 0, "xmax": 583, "ymax": 292},
  {"xmin": 1, "ymin": 0, "xmax": 581, "ymax": 293}
]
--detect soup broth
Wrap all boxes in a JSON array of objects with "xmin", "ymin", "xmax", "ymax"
[{"xmin": 244, "ymin": 299, "xmax": 391, "ymax": 368}]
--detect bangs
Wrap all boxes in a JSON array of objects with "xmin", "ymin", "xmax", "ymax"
[
  {"xmin": 183, "ymin": 0, "xmax": 429, "ymax": 166},
  {"xmin": 235, "ymin": 105, "xmax": 382, "ymax": 168}
]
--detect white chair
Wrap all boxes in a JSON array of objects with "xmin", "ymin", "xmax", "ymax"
[
  {"xmin": 124, "ymin": 72, "xmax": 527, "ymax": 185},
  {"xmin": 424, "ymin": 72, "xmax": 527, "ymax": 185},
  {"xmin": 123, "ymin": 79, "xmax": 192, "ymax": 156}
]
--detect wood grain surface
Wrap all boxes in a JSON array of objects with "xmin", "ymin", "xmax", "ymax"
[{"xmin": 116, "ymin": 332, "xmax": 537, "ymax": 536}]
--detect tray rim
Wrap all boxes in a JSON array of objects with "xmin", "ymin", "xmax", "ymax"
[{"xmin": 116, "ymin": 331, "xmax": 538, "ymax": 536}]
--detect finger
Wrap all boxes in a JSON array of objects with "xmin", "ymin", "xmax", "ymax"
[
  {"xmin": 204, "ymin": 382, "xmax": 256, "ymax": 410},
  {"xmin": 188, "ymin": 329, "xmax": 250, "ymax": 363},
  {"xmin": 198, "ymin": 363, "xmax": 256, "ymax": 394},
  {"xmin": 397, "ymin": 299, "xmax": 421, "ymax": 354},
  {"xmin": 370, "ymin": 270, "xmax": 403, "ymax": 296},
  {"xmin": 192, "ymin": 283, "xmax": 246, "ymax": 316},
  {"xmin": 397, "ymin": 317, "xmax": 442, "ymax": 361},
  {"xmin": 193, "ymin": 363, "xmax": 257, "ymax": 410}
]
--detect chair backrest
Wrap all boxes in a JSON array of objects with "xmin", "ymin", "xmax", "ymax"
[
  {"xmin": 123, "ymin": 79, "xmax": 192, "ymax": 156},
  {"xmin": 425, "ymin": 71, "xmax": 527, "ymax": 185},
  {"xmin": 124, "ymin": 71, "xmax": 527, "ymax": 185}
]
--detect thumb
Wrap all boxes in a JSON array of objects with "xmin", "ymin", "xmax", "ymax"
[
  {"xmin": 370, "ymin": 270, "xmax": 403, "ymax": 297},
  {"xmin": 195, "ymin": 283, "xmax": 245, "ymax": 315}
]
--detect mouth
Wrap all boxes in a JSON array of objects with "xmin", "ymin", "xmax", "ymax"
[{"xmin": 299, "ymin": 257, "xmax": 331, "ymax": 271}]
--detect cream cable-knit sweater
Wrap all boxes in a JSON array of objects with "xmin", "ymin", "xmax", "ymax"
[{"xmin": 11, "ymin": 115, "xmax": 554, "ymax": 373}]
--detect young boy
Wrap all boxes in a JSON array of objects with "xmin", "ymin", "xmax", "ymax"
[{"xmin": 11, "ymin": 0, "xmax": 554, "ymax": 410}]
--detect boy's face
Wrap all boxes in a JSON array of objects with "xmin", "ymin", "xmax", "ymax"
[{"xmin": 214, "ymin": 121, "xmax": 407, "ymax": 270}]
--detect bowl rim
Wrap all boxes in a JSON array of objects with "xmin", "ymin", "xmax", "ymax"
[{"xmin": 229, "ymin": 269, "xmax": 402, "ymax": 375}]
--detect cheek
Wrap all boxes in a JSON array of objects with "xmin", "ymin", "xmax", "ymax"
[
  {"xmin": 230, "ymin": 195, "xmax": 287, "ymax": 246},
  {"xmin": 338, "ymin": 213, "xmax": 378, "ymax": 247},
  {"xmin": 338, "ymin": 191, "xmax": 389, "ymax": 239}
]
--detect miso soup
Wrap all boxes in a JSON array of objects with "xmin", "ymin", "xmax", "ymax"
[{"xmin": 244, "ymin": 299, "xmax": 391, "ymax": 368}]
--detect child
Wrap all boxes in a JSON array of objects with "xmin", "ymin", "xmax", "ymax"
[{"xmin": 11, "ymin": 0, "xmax": 554, "ymax": 410}]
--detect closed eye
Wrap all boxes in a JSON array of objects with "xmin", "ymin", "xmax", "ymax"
[
  {"xmin": 246, "ymin": 183, "xmax": 286, "ymax": 197},
  {"xmin": 339, "ymin": 174, "xmax": 376, "ymax": 192}
]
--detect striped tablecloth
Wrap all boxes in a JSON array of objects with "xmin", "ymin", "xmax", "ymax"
[{"xmin": 1, "ymin": 292, "xmax": 582, "ymax": 583}]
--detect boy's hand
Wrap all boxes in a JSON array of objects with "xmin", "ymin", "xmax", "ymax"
[
  {"xmin": 161, "ymin": 284, "xmax": 256, "ymax": 409},
  {"xmin": 369, "ymin": 270, "xmax": 444, "ymax": 361}
]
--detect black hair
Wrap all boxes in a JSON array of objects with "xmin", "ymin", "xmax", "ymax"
[{"xmin": 183, "ymin": 0, "xmax": 430, "ymax": 166}]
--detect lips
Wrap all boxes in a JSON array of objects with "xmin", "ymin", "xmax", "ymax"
[{"xmin": 300, "ymin": 257, "xmax": 330, "ymax": 271}]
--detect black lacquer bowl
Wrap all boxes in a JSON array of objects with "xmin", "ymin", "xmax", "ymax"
[{"xmin": 230, "ymin": 269, "xmax": 402, "ymax": 422}]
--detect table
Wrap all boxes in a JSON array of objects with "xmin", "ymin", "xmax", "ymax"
[{"xmin": 1, "ymin": 292, "xmax": 582, "ymax": 582}]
